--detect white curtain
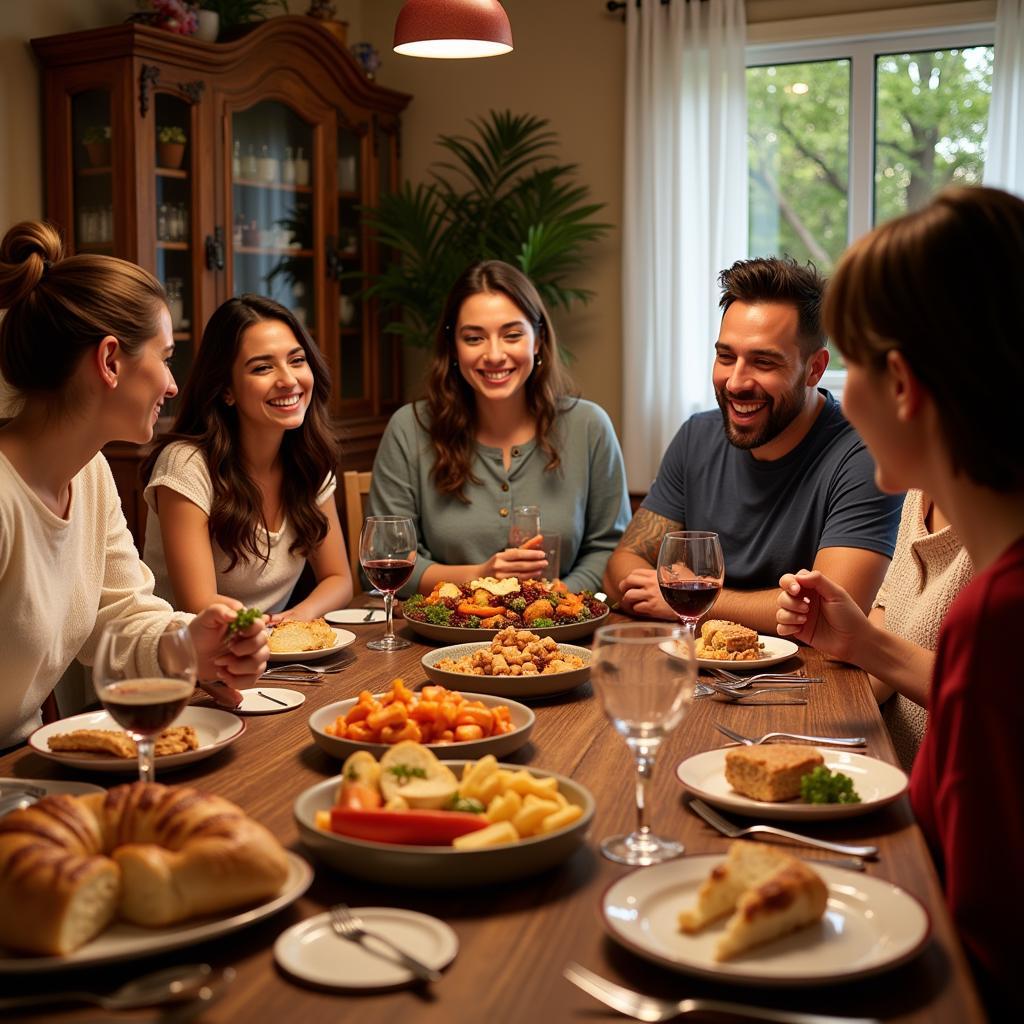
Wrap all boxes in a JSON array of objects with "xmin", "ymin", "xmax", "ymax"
[
  {"xmin": 985, "ymin": 0, "xmax": 1024, "ymax": 196},
  {"xmin": 621, "ymin": 0, "xmax": 748, "ymax": 492}
]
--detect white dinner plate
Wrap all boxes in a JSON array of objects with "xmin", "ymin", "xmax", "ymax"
[
  {"xmin": 268, "ymin": 627, "xmax": 356, "ymax": 662},
  {"xmin": 660, "ymin": 635, "xmax": 800, "ymax": 670},
  {"xmin": 0, "ymin": 852, "xmax": 312, "ymax": 973},
  {"xmin": 421, "ymin": 643, "xmax": 591, "ymax": 698},
  {"xmin": 675, "ymin": 748, "xmax": 908, "ymax": 821},
  {"xmin": 324, "ymin": 608, "xmax": 386, "ymax": 625},
  {"xmin": 236, "ymin": 688, "xmax": 306, "ymax": 715},
  {"xmin": 28, "ymin": 706, "xmax": 246, "ymax": 773},
  {"xmin": 308, "ymin": 692, "xmax": 535, "ymax": 761},
  {"xmin": 601, "ymin": 856, "xmax": 930, "ymax": 985},
  {"xmin": 0, "ymin": 777, "xmax": 105, "ymax": 798},
  {"xmin": 274, "ymin": 907, "xmax": 458, "ymax": 989}
]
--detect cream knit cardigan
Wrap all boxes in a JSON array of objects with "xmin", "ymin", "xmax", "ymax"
[
  {"xmin": 873, "ymin": 489, "xmax": 975, "ymax": 771},
  {"xmin": 0, "ymin": 451, "xmax": 188, "ymax": 748}
]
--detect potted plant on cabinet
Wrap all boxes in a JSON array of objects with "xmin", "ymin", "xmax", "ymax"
[
  {"xmin": 82, "ymin": 126, "xmax": 111, "ymax": 168},
  {"xmin": 358, "ymin": 111, "xmax": 610, "ymax": 354},
  {"xmin": 157, "ymin": 126, "xmax": 187, "ymax": 169},
  {"xmin": 197, "ymin": 0, "xmax": 289, "ymax": 41}
]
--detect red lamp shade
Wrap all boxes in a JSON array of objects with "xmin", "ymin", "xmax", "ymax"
[{"xmin": 393, "ymin": 0, "xmax": 513, "ymax": 59}]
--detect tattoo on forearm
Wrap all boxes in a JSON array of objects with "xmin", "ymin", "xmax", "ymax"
[{"xmin": 619, "ymin": 509, "xmax": 683, "ymax": 564}]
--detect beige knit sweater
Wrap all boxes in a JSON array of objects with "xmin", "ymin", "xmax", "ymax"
[
  {"xmin": 873, "ymin": 489, "xmax": 974, "ymax": 771},
  {"xmin": 0, "ymin": 451, "xmax": 188, "ymax": 748}
]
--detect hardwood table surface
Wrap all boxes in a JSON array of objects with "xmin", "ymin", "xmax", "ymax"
[{"xmin": 0, "ymin": 617, "xmax": 986, "ymax": 1023}]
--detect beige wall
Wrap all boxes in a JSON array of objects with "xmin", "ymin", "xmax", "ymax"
[{"xmin": 1, "ymin": 0, "xmax": 992, "ymax": 431}]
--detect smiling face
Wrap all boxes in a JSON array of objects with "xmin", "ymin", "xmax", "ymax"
[
  {"xmin": 454, "ymin": 290, "xmax": 538, "ymax": 407},
  {"xmin": 117, "ymin": 305, "xmax": 178, "ymax": 443},
  {"xmin": 713, "ymin": 301, "xmax": 823, "ymax": 453},
  {"xmin": 225, "ymin": 319, "xmax": 314, "ymax": 435}
]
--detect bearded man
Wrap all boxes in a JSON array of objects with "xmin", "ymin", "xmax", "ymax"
[{"xmin": 604, "ymin": 256, "xmax": 902, "ymax": 634}]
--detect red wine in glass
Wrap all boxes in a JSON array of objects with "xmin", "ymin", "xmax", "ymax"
[
  {"xmin": 101, "ymin": 678, "xmax": 194, "ymax": 735},
  {"xmin": 660, "ymin": 580, "xmax": 722, "ymax": 620},
  {"xmin": 656, "ymin": 531, "xmax": 725, "ymax": 637},
  {"xmin": 362, "ymin": 558, "xmax": 415, "ymax": 593}
]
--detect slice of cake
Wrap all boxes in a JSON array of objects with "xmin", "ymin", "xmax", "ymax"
[
  {"xmin": 679, "ymin": 840, "xmax": 827, "ymax": 961},
  {"xmin": 724, "ymin": 744, "xmax": 824, "ymax": 802},
  {"xmin": 696, "ymin": 620, "xmax": 762, "ymax": 660}
]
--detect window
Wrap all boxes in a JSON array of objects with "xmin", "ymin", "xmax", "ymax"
[{"xmin": 747, "ymin": 27, "xmax": 994, "ymax": 386}]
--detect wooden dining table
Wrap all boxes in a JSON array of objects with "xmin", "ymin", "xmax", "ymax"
[{"xmin": 0, "ymin": 615, "xmax": 986, "ymax": 1023}]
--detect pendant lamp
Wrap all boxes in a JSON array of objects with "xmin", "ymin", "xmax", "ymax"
[{"xmin": 393, "ymin": 0, "xmax": 513, "ymax": 59}]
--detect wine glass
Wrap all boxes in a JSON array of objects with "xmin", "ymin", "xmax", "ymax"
[
  {"xmin": 93, "ymin": 621, "xmax": 198, "ymax": 783},
  {"xmin": 508, "ymin": 505, "xmax": 541, "ymax": 548},
  {"xmin": 591, "ymin": 622, "xmax": 696, "ymax": 865},
  {"xmin": 360, "ymin": 515, "xmax": 417, "ymax": 652},
  {"xmin": 657, "ymin": 531, "xmax": 725, "ymax": 642}
]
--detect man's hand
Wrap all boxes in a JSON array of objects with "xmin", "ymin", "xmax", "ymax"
[
  {"xmin": 188, "ymin": 603, "xmax": 270, "ymax": 708},
  {"xmin": 616, "ymin": 568, "xmax": 677, "ymax": 620}
]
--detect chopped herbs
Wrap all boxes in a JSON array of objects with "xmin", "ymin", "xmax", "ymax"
[
  {"xmin": 387, "ymin": 764, "xmax": 428, "ymax": 783},
  {"xmin": 228, "ymin": 607, "xmax": 262, "ymax": 634},
  {"xmin": 445, "ymin": 794, "xmax": 486, "ymax": 814},
  {"xmin": 800, "ymin": 766, "xmax": 861, "ymax": 804}
]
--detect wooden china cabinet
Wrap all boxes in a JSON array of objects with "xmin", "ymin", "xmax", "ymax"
[{"xmin": 32, "ymin": 16, "xmax": 410, "ymax": 548}]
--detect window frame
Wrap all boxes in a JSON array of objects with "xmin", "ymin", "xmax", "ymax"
[{"xmin": 746, "ymin": 19, "xmax": 994, "ymax": 394}]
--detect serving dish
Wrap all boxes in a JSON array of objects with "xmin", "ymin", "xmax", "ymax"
[
  {"xmin": 421, "ymin": 643, "xmax": 591, "ymax": 698},
  {"xmin": 294, "ymin": 761, "xmax": 594, "ymax": 885}
]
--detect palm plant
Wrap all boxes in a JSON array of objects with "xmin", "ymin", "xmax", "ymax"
[{"xmin": 361, "ymin": 110, "xmax": 610, "ymax": 351}]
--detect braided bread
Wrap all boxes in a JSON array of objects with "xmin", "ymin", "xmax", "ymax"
[{"xmin": 0, "ymin": 782, "xmax": 290, "ymax": 955}]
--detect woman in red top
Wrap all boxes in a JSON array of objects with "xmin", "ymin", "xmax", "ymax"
[{"xmin": 777, "ymin": 186, "xmax": 1024, "ymax": 1016}]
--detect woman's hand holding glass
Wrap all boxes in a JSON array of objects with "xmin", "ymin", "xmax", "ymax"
[{"xmin": 485, "ymin": 541, "xmax": 548, "ymax": 580}]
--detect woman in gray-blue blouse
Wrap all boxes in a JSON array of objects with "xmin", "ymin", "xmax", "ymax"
[{"xmin": 368, "ymin": 261, "xmax": 629, "ymax": 595}]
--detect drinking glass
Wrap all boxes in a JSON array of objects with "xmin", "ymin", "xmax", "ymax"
[
  {"xmin": 540, "ymin": 531, "xmax": 561, "ymax": 582},
  {"xmin": 591, "ymin": 622, "xmax": 696, "ymax": 865},
  {"xmin": 360, "ymin": 515, "xmax": 417, "ymax": 652},
  {"xmin": 508, "ymin": 505, "xmax": 541, "ymax": 548},
  {"xmin": 93, "ymin": 621, "xmax": 197, "ymax": 783},
  {"xmin": 657, "ymin": 531, "xmax": 725, "ymax": 640}
]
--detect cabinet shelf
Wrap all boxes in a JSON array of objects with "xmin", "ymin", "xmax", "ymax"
[
  {"xmin": 157, "ymin": 241, "xmax": 189, "ymax": 251},
  {"xmin": 232, "ymin": 177, "xmax": 313, "ymax": 194},
  {"xmin": 156, "ymin": 167, "xmax": 188, "ymax": 179},
  {"xmin": 235, "ymin": 246, "xmax": 314, "ymax": 257}
]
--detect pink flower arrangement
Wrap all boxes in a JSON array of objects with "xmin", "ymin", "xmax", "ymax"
[{"xmin": 149, "ymin": 0, "xmax": 199, "ymax": 35}]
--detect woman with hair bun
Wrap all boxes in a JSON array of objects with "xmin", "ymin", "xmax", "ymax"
[
  {"xmin": 368, "ymin": 260, "xmax": 630, "ymax": 595},
  {"xmin": 776, "ymin": 186, "xmax": 1024, "ymax": 1015},
  {"xmin": 0, "ymin": 221, "xmax": 268, "ymax": 750},
  {"xmin": 141, "ymin": 295, "xmax": 353, "ymax": 622}
]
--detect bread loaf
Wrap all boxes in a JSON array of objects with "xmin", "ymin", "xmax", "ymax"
[{"xmin": 0, "ymin": 782, "xmax": 290, "ymax": 955}]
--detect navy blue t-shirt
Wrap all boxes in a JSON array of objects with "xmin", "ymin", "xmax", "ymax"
[{"xmin": 642, "ymin": 391, "xmax": 903, "ymax": 590}]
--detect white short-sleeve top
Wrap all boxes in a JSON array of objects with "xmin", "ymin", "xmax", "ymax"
[{"xmin": 143, "ymin": 441, "xmax": 335, "ymax": 613}]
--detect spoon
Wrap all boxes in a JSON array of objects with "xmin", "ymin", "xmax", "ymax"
[
  {"xmin": 0, "ymin": 791, "xmax": 39, "ymax": 817},
  {"xmin": 0, "ymin": 963, "xmax": 216, "ymax": 1012}
]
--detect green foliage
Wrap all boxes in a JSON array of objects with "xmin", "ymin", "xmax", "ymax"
[
  {"xmin": 800, "ymin": 766, "xmax": 861, "ymax": 804},
  {"xmin": 158, "ymin": 125, "xmax": 186, "ymax": 144},
  {"xmin": 82, "ymin": 126, "xmax": 110, "ymax": 144},
  {"xmin": 228, "ymin": 607, "xmax": 262, "ymax": 634},
  {"xmin": 747, "ymin": 46, "xmax": 992, "ymax": 274},
  {"xmin": 359, "ymin": 110, "xmax": 611, "ymax": 351},
  {"xmin": 422, "ymin": 603, "xmax": 454, "ymax": 626},
  {"xmin": 198, "ymin": 0, "xmax": 288, "ymax": 26},
  {"xmin": 530, "ymin": 617, "xmax": 554, "ymax": 628}
]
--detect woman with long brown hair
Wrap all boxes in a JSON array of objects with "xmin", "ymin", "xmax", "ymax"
[
  {"xmin": 0, "ymin": 222, "xmax": 268, "ymax": 749},
  {"xmin": 368, "ymin": 260, "xmax": 629, "ymax": 594},
  {"xmin": 142, "ymin": 295, "xmax": 352, "ymax": 623},
  {"xmin": 776, "ymin": 186, "xmax": 1024, "ymax": 1015}
]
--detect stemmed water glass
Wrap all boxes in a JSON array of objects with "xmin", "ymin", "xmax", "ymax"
[
  {"xmin": 359, "ymin": 515, "xmax": 417, "ymax": 652},
  {"xmin": 591, "ymin": 622, "xmax": 696, "ymax": 865},
  {"xmin": 93, "ymin": 621, "xmax": 198, "ymax": 783},
  {"xmin": 657, "ymin": 531, "xmax": 725, "ymax": 641}
]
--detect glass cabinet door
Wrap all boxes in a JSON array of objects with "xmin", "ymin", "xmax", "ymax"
[
  {"xmin": 337, "ymin": 122, "xmax": 364, "ymax": 401},
  {"xmin": 376, "ymin": 124, "xmax": 402, "ymax": 410},
  {"xmin": 72, "ymin": 90, "xmax": 113, "ymax": 255},
  {"xmin": 154, "ymin": 92, "xmax": 194, "ymax": 418},
  {"xmin": 230, "ymin": 102, "xmax": 316, "ymax": 334}
]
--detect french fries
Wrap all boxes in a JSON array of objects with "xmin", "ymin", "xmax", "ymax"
[
  {"xmin": 452, "ymin": 755, "xmax": 584, "ymax": 848},
  {"xmin": 323, "ymin": 678, "xmax": 515, "ymax": 745}
]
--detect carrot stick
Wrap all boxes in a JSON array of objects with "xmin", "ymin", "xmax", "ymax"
[{"xmin": 521, "ymin": 534, "xmax": 544, "ymax": 550}]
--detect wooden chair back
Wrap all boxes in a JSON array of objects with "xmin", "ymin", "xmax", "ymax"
[{"xmin": 342, "ymin": 470, "xmax": 372, "ymax": 586}]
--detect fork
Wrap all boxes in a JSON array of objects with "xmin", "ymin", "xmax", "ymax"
[
  {"xmin": 688, "ymin": 798, "xmax": 878, "ymax": 858},
  {"xmin": 707, "ymin": 668, "xmax": 824, "ymax": 686},
  {"xmin": 329, "ymin": 904, "xmax": 441, "ymax": 983},
  {"xmin": 716, "ymin": 723, "xmax": 867, "ymax": 748},
  {"xmin": 699, "ymin": 681, "xmax": 808, "ymax": 705},
  {"xmin": 564, "ymin": 962, "xmax": 880, "ymax": 1023}
]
